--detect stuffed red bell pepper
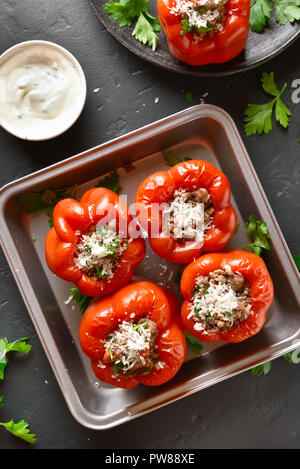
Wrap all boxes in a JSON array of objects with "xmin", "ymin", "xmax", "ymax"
[
  {"xmin": 157, "ymin": 0, "xmax": 250, "ymax": 66},
  {"xmin": 135, "ymin": 159, "xmax": 237, "ymax": 264},
  {"xmin": 45, "ymin": 187, "xmax": 146, "ymax": 297},
  {"xmin": 79, "ymin": 281, "xmax": 187, "ymax": 389},
  {"xmin": 180, "ymin": 250, "xmax": 274, "ymax": 343}
]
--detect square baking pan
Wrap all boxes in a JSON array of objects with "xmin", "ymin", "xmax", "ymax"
[{"xmin": 0, "ymin": 105, "xmax": 299, "ymax": 430}]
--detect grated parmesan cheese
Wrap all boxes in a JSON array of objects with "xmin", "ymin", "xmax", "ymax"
[
  {"xmin": 103, "ymin": 320, "xmax": 164, "ymax": 375},
  {"xmin": 162, "ymin": 189, "xmax": 212, "ymax": 241}
]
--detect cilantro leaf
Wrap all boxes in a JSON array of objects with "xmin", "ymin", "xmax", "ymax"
[
  {"xmin": 250, "ymin": 361, "xmax": 272, "ymax": 375},
  {"xmin": 96, "ymin": 169, "xmax": 121, "ymax": 194},
  {"xmin": 132, "ymin": 12, "xmax": 159, "ymax": 50},
  {"xmin": 242, "ymin": 214, "xmax": 271, "ymax": 257},
  {"xmin": 0, "ymin": 419, "xmax": 36, "ymax": 444},
  {"xmin": 69, "ymin": 286, "xmax": 92, "ymax": 314},
  {"xmin": 273, "ymin": 0, "xmax": 300, "ymax": 24},
  {"xmin": 163, "ymin": 150, "xmax": 192, "ymax": 167},
  {"xmin": 185, "ymin": 332, "xmax": 203, "ymax": 354},
  {"xmin": 250, "ymin": 0, "xmax": 272, "ymax": 32},
  {"xmin": 0, "ymin": 337, "xmax": 31, "ymax": 381},
  {"xmin": 243, "ymin": 72, "xmax": 291, "ymax": 136}
]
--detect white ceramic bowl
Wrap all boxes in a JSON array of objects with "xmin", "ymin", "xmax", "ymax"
[{"xmin": 0, "ymin": 40, "xmax": 87, "ymax": 141}]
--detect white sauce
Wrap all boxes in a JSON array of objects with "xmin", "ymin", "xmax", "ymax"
[{"xmin": 0, "ymin": 43, "xmax": 85, "ymax": 140}]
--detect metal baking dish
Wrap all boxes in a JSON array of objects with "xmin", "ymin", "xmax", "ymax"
[{"xmin": 0, "ymin": 105, "xmax": 299, "ymax": 430}]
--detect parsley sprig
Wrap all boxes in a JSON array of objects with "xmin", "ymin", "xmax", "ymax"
[
  {"xmin": 251, "ymin": 361, "xmax": 272, "ymax": 375},
  {"xmin": 0, "ymin": 418, "xmax": 36, "ymax": 444},
  {"xmin": 0, "ymin": 337, "xmax": 31, "ymax": 381},
  {"xmin": 242, "ymin": 214, "xmax": 272, "ymax": 256},
  {"xmin": 96, "ymin": 169, "xmax": 121, "ymax": 194},
  {"xmin": 250, "ymin": 0, "xmax": 300, "ymax": 32},
  {"xmin": 104, "ymin": 0, "xmax": 160, "ymax": 50},
  {"xmin": 163, "ymin": 150, "xmax": 192, "ymax": 167},
  {"xmin": 69, "ymin": 286, "xmax": 92, "ymax": 314},
  {"xmin": 15, "ymin": 185, "xmax": 77, "ymax": 228},
  {"xmin": 243, "ymin": 72, "xmax": 291, "ymax": 136},
  {"xmin": 185, "ymin": 332, "xmax": 203, "ymax": 354}
]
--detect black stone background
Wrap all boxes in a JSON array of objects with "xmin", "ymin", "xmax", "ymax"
[{"xmin": 0, "ymin": 0, "xmax": 299, "ymax": 450}]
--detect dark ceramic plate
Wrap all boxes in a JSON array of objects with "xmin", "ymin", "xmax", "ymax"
[{"xmin": 89, "ymin": 0, "xmax": 300, "ymax": 77}]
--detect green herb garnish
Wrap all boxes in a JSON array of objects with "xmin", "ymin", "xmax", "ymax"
[
  {"xmin": 96, "ymin": 169, "xmax": 121, "ymax": 194},
  {"xmin": 113, "ymin": 361, "xmax": 127, "ymax": 374},
  {"xmin": 108, "ymin": 347, "xmax": 114, "ymax": 362},
  {"xmin": 185, "ymin": 91, "xmax": 194, "ymax": 103},
  {"xmin": 293, "ymin": 254, "xmax": 300, "ymax": 271},
  {"xmin": 250, "ymin": 0, "xmax": 300, "ymax": 33},
  {"xmin": 104, "ymin": 0, "xmax": 160, "ymax": 50},
  {"xmin": 250, "ymin": 361, "xmax": 272, "ymax": 375},
  {"xmin": 133, "ymin": 322, "xmax": 148, "ymax": 333},
  {"xmin": 163, "ymin": 150, "xmax": 192, "ymax": 167},
  {"xmin": 0, "ymin": 419, "xmax": 36, "ymax": 444},
  {"xmin": 95, "ymin": 266, "xmax": 109, "ymax": 279},
  {"xmin": 0, "ymin": 337, "xmax": 31, "ymax": 381},
  {"xmin": 282, "ymin": 347, "xmax": 300, "ymax": 364},
  {"xmin": 180, "ymin": 18, "xmax": 213, "ymax": 36},
  {"xmin": 242, "ymin": 214, "xmax": 271, "ymax": 256},
  {"xmin": 174, "ymin": 271, "xmax": 183, "ymax": 285},
  {"xmin": 185, "ymin": 332, "xmax": 203, "ymax": 354},
  {"xmin": 69, "ymin": 286, "xmax": 92, "ymax": 314},
  {"xmin": 205, "ymin": 315, "xmax": 213, "ymax": 322},
  {"xmin": 139, "ymin": 368, "xmax": 152, "ymax": 376},
  {"xmin": 16, "ymin": 186, "xmax": 77, "ymax": 228},
  {"xmin": 243, "ymin": 72, "xmax": 291, "ymax": 136}
]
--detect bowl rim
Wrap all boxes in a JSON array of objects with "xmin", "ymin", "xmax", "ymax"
[{"xmin": 0, "ymin": 39, "xmax": 87, "ymax": 141}]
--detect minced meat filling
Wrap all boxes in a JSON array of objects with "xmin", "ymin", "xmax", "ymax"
[
  {"xmin": 163, "ymin": 188, "xmax": 214, "ymax": 241},
  {"xmin": 101, "ymin": 318, "xmax": 164, "ymax": 376},
  {"xmin": 170, "ymin": 0, "xmax": 227, "ymax": 40},
  {"xmin": 190, "ymin": 265, "xmax": 252, "ymax": 334},
  {"xmin": 74, "ymin": 225, "xmax": 130, "ymax": 281}
]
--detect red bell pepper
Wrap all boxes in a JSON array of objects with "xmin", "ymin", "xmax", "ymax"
[
  {"xmin": 157, "ymin": 0, "xmax": 250, "ymax": 66},
  {"xmin": 180, "ymin": 250, "xmax": 274, "ymax": 343},
  {"xmin": 45, "ymin": 187, "xmax": 146, "ymax": 297},
  {"xmin": 135, "ymin": 159, "xmax": 237, "ymax": 264},
  {"xmin": 79, "ymin": 281, "xmax": 187, "ymax": 389}
]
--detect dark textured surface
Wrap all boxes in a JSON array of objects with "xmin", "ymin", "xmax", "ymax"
[
  {"xmin": 90, "ymin": 0, "xmax": 300, "ymax": 76},
  {"xmin": 0, "ymin": 0, "xmax": 299, "ymax": 449}
]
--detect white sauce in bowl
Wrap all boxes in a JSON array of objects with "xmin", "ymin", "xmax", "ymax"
[{"xmin": 0, "ymin": 41, "xmax": 86, "ymax": 140}]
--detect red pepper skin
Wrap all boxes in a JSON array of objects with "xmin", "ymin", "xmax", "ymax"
[
  {"xmin": 135, "ymin": 160, "xmax": 237, "ymax": 264},
  {"xmin": 79, "ymin": 281, "xmax": 187, "ymax": 389},
  {"xmin": 45, "ymin": 187, "xmax": 146, "ymax": 297},
  {"xmin": 157, "ymin": 0, "xmax": 250, "ymax": 66},
  {"xmin": 180, "ymin": 250, "xmax": 274, "ymax": 343}
]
